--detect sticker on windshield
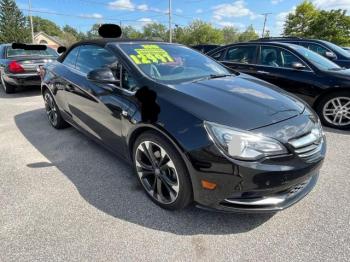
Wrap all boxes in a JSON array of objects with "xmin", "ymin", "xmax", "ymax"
[{"xmin": 129, "ymin": 45, "xmax": 174, "ymax": 65}]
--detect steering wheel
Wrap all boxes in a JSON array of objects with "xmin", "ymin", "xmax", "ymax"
[
  {"xmin": 169, "ymin": 66, "xmax": 185, "ymax": 74},
  {"xmin": 150, "ymin": 64, "xmax": 161, "ymax": 79}
]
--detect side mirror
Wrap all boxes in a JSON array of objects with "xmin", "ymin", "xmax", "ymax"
[
  {"xmin": 325, "ymin": 51, "xmax": 337, "ymax": 60},
  {"xmin": 292, "ymin": 62, "xmax": 306, "ymax": 70},
  {"xmin": 87, "ymin": 67, "xmax": 120, "ymax": 84}
]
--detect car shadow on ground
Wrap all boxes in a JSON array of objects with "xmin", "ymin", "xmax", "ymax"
[
  {"xmin": 0, "ymin": 85, "xmax": 41, "ymax": 98},
  {"xmin": 15, "ymin": 108, "xmax": 273, "ymax": 235}
]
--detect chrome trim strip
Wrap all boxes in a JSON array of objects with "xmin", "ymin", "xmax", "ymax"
[{"xmin": 289, "ymin": 133, "xmax": 320, "ymax": 148}]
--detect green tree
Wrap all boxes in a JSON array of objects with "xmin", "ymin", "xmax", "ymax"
[
  {"xmin": 283, "ymin": 1, "xmax": 350, "ymax": 45},
  {"xmin": 309, "ymin": 10, "xmax": 350, "ymax": 45},
  {"xmin": 0, "ymin": 0, "xmax": 30, "ymax": 43},
  {"xmin": 238, "ymin": 25, "xmax": 259, "ymax": 42},
  {"xmin": 180, "ymin": 20, "xmax": 224, "ymax": 45},
  {"xmin": 63, "ymin": 25, "xmax": 86, "ymax": 41},
  {"xmin": 283, "ymin": 1, "xmax": 319, "ymax": 37},
  {"xmin": 221, "ymin": 26, "xmax": 239, "ymax": 44},
  {"xmin": 142, "ymin": 23, "xmax": 167, "ymax": 41},
  {"xmin": 122, "ymin": 25, "xmax": 142, "ymax": 39},
  {"xmin": 86, "ymin": 23, "xmax": 101, "ymax": 39},
  {"xmin": 31, "ymin": 16, "xmax": 62, "ymax": 36}
]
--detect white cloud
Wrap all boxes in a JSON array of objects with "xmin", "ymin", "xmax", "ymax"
[
  {"xmin": 313, "ymin": 0, "xmax": 350, "ymax": 12},
  {"xmin": 109, "ymin": 0, "xmax": 134, "ymax": 10},
  {"xmin": 137, "ymin": 4, "xmax": 148, "ymax": 11},
  {"xmin": 137, "ymin": 18, "xmax": 154, "ymax": 25},
  {"xmin": 176, "ymin": 8, "xmax": 183, "ymax": 14},
  {"xmin": 212, "ymin": 0, "xmax": 258, "ymax": 21},
  {"xmin": 81, "ymin": 13, "xmax": 103, "ymax": 19},
  {"xmin": 271, "ymin": 0, "xmax": 283, "ymax": 4},
  {"xmin": 196, "ymin": 9, "xmax": 203, "ymax": 14},
  {"xmin": 108, "ymin": 0, "xmax": 152, "ymax": 12}
]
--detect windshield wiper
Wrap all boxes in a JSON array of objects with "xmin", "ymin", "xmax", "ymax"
[
  {"xmin": 209, "ymin": 74, "xmax": 233, "ymax": 79},
  {"xmin": 192, "ymin": 74, "xmax": 233, "ymax": 83}
]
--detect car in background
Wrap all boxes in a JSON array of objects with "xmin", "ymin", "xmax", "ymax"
[
  {"xmin": 250, "ymin": 37, "xmax": 350, "ymax": 68},
  {"xmin": 191, "ymin": 44, "xmax": 221, "ymax": 54},
  {"xmin": 40, "ymin": 35, "xmax": 325, "ymax": 213},
  {"xmin": 343, "ymin": 47, "xmax": 350, "ymax": 52},
  {"xmin": 207, "ymin": 42, "xmax": 350, "ymax": 129},
  {"xmin": 0, "ymin": 43, "xmax": 58, "ymax": 93}
]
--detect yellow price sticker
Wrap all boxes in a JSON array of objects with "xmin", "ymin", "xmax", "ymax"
[{"xmin": 129, "ymin": 45, "xmax": 174, "ymax": 65}]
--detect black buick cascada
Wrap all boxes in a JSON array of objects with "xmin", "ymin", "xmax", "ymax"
[{"xmin": 40, "ymin": 39, "xmax": 326, "ymax": 212}]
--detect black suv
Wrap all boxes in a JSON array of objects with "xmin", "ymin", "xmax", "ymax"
[
  {"xmin": 251, "ymin": 37, "xmax": 350, "ymax": 68},
  {"xmin": 207, "ymin": 42, "xmax": 350, "ymax": 129}
]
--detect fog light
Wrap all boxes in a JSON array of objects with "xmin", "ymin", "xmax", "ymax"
[{"xmin": 201, "ymin": 180, "xmax": 217, "ymax": 190}]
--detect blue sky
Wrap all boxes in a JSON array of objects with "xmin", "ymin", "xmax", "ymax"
[{"xmin": 16, "ymin": 0, "xmax": 350, "ymax": 36}]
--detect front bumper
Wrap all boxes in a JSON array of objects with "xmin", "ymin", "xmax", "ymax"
[
  {"xmin": 185, "ymin": 139, "xmax": 325, "ymax": 213},
  {"xmin": 3, "ymin": 72, "xmax": 41, "ymax": 87}
]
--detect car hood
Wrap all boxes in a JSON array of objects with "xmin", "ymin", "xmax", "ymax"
[{"xmin": 162, "ymin": 74, "xmax": 305, "ymax": 130}]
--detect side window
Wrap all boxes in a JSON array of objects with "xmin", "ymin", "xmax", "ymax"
[
  {"xmin": 62, "ymin": 47, "xmax": 80, "ymax": 68},
  {"xmin": 259, "ymin": 46, "xmax": 307, "ymax": 69},
  {"xmin": 112, "ymin": 63, "xmax": 137, "ymax": 91},
  {"xmin": 225, "ymin": 46, "xmax": 256, "ymax": 64},
  {"xmin": 75, "ymin": 45, "xmax": 117, "ymax": 74},
  {"xmin": 306, "ymin": 43, "xmax": 329, "ymax": 56}
]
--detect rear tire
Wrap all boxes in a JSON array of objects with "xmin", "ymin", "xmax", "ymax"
[
  {"xmin": 316, "ymin": 91, "xmax": 350, "ymax": 130},
  {"xmin": 1, "ymin": 75, "xmax": 16, "ymax": 94},
  {"xmin": 132, "ymin": 131, "xmax": 193, "ymax": 210},
  {"xmin": 44, "ymin": 90, "xmax": 69, "ymax": 129}
]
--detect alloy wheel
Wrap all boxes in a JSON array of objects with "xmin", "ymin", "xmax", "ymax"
[
  {"xmin": 323, "ymin": 97, "xmax": 350, "ymax": 126},
  {"xmin": 44, "ymin": 92, "xmax": 58, "ymax": 126},
  {"xmin": 135, "ymin": 141, "xmax": 180, "ymax": 204}
]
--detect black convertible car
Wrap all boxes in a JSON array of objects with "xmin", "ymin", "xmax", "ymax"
[
  {"xmin": 40, "ymin": 28, "xmax": 325, "ymax": 212},
  {"xmin": 0, "ymin": 43, "xmax": 58, "ymax": 93}
]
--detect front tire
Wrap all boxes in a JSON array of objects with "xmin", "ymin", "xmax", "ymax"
[
  {"xmin": 44, "ymin": 90, "xmax": 69, "ymax": 129},
  {"xmin": 133, "ymin": 131, "xmax": 192, "ymax": 210},
  {"xmin": 316, "ymin": 92, "xmax": 350, "ymax": 130}
]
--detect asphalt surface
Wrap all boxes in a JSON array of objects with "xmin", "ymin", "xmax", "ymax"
[{"xmin": 0, "ymin": 86, "xmax": 349, "ymax": 262}]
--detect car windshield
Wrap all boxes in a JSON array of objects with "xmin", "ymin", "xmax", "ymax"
[
  {"xmin": 291, "ymin": 44, "xmax": 342, "ymax": 71},
  {"xmin": 321, "ymin": 40, "xmax": 350, "ymax": 59},
  {"xmin": 7, "ymin": 46, "xmax": 58, "ymax": 58},
  {"xmin": 119, "ymin": 43, "xmax": 230, "ymax": 84}
]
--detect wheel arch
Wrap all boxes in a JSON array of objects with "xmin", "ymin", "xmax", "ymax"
[
  {"xmin": 312, "ymin": 88, "xmax": 350, "ymax": 110},
  {"xmin": 127, "ymin": 124, "xmax": 186, "ymax": 161}
]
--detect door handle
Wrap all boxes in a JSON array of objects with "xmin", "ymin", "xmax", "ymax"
[{"xmin": 257, "ymin": 70, "xmax": 270, "ymax": 75}]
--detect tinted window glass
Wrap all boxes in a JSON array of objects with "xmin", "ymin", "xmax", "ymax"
[
  {"xmin": 306, "ymin": 43, "xmax": 329, "ymax": 56},
  {"xmin": 63, "ymin": 47, "xmax": 80, "ymax": 68},
  {"xmin": 211, "ymin": 50, "xmax": 224, "ymax": 60},
  {"xmin": 6, "ymin": 46, "xmax": 57, "ymax": 58},
  {"xmin": 321, "ymin": 40, "xmax": 350, "ymax": 59},
  {"xmin": 259, "ymin": 46, "xmax": 306, "ymax": 69},
  {"xmin": 291, "ymin": 45, "xmax": 340, "ymax": 71},
  {"xmin": 119, "ymin": 43, "xmax": 229, "ymax": 84},
  {"xmin": 225, "ymin": 46, "xmax": 256, "ymax": 64},
  {"xmin": 76, "ymin": 45, "xmax": 117, "ymax": 74}
]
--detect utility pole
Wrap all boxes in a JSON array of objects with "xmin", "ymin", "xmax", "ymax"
[
  {"xmin": 28, "ymin": 0, "xmax": 34, "ymax": 43},
  {"xmin": 261, "ymin": 13, "xmax": 272, "ymax": 38},
  {"xmin": 168, "ymin": 0, "xmax": 172, "ymax": 42}
]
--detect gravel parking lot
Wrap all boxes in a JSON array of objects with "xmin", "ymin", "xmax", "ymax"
[{"xmin": 0, "ymin": 87, "xmax": 349, "ymax": 262}]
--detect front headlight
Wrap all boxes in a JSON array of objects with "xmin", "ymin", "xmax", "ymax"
[{"xmin": 204, "ymin": 121, "xmax": 288, "ymax": 161}]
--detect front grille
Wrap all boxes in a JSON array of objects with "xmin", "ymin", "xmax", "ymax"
[
  {"xmin": 289, "ymin": 132, "xmax": 323, "ymax": 162},
  {"xmin": 287, "ymin": 178, "xmax": 310, "ymax": 198}
]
